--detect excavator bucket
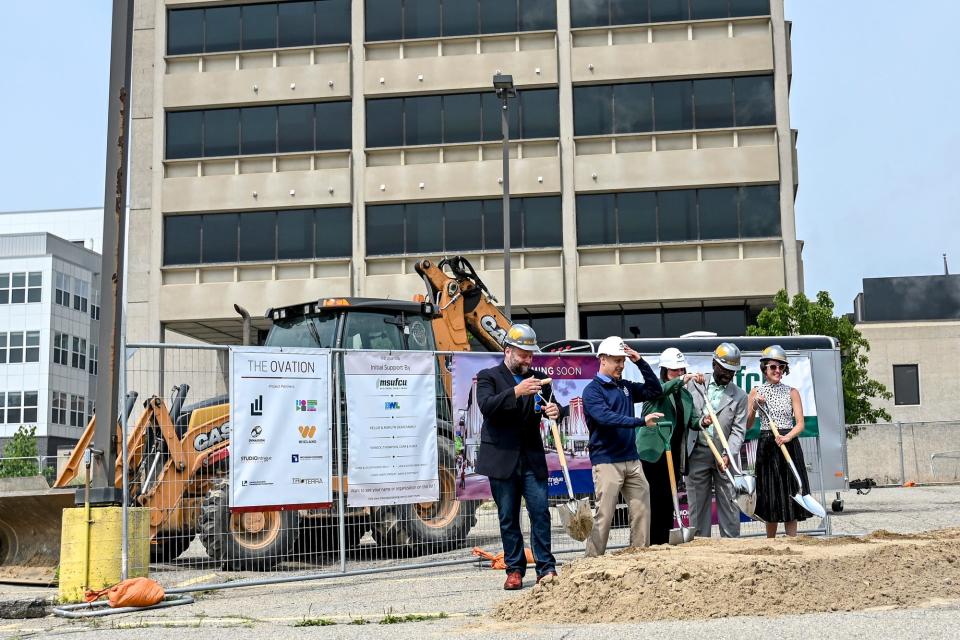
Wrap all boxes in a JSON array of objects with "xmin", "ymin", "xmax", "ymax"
[{"xmin": 0, "ymin": 476, "xmax": 75, "ymax": 585}]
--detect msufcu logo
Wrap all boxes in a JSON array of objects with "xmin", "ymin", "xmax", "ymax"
[
  {"xmin": 297, "ymin": 424, "xmax": 318, "ymax": 444},
  {"xmin": 376, "ymin": 378, "xmax": 407, "ymax": 390}
]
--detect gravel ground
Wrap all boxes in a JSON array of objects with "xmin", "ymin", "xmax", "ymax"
[{"xmin": 3, "ymin": 485, "xmax": 960, "ymax": 640}]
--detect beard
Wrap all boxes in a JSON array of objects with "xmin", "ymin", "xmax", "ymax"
[{"xmin": 506, "ymin": 354, "xmax": 529, "ymax": 375}]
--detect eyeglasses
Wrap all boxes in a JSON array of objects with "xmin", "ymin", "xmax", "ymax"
[{"xmin": 765, "ymin": 363, "xmax": 787, "ymax": 372}]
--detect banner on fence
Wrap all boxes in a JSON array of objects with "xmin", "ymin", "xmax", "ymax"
[
  {"xmin": 345, "ymin": 351, "xmax": 439, "ymax": 506},
  {"xmin": 229, "ymin": 347, "xmax": 332, "ymax": 511},
  {"xmin": 452, "ymin": 353, "xmax": 599, "ymax": 500}
]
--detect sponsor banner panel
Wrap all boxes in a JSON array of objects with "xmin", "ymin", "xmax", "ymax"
[
  {"xmin": 229, "ymin": 347, "xmax": 332, "ymax": 511},
  {"xmin": 345, "ymin": 351, "xmax": 439, "ymax": 507}
]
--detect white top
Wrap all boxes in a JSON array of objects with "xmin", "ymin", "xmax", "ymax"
[{"xmin": 758, "ymin": 382, "xmax": 794, "ymax": 432}]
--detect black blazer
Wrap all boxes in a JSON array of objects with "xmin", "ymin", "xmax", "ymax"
[{"xmin": 474, "ymin": 362, "xmax": 567, "ymax": 481}]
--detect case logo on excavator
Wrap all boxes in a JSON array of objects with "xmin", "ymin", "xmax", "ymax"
[
  {"xmin": 480, "ymin": 315, "xmax": 507, "ymax": 346},
  {"xmin": 194, "ymin": 423, "xmax": 231, "ymax": 452}
]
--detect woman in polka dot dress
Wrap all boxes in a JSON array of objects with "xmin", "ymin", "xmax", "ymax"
[{"xmin": 747, "ymin": 345, "xmax": 811, "ymax": 537}]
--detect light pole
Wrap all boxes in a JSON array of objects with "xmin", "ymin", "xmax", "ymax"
[{"xmin": 493, "ymin": 73, "xmax": 516, "ymax": 319}]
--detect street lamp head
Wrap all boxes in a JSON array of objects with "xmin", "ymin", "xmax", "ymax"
[{"xmin": 493, "ymin": 73, "xmax": 516, "ymax": 97}]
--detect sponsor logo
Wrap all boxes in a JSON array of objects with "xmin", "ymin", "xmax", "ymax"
[
  {"xmin": 248, "ymin": 424, "xmax": 265, "ymax": 444},
  {"xmin": 295, "ymin": 399, "xmax": 318, "ymax": 412},
  {"xmin": 297, "ymin": 424, "xmax": 319, "ymax": 444},
  {"xmin": 376, "ymin": 377, "xmax": 408, "ymax": 390},
  {"xmin": 250, "ymin": 395, "xmax": 263, "ymax": 416},
  {"xmin": 242, "ymin": 480, "xmax": 248, "ymax": 486},
  {"xmin": 243, "ymin": 479, "xmax": 273, "ymax": 487},
  {"xmin": 292, "ymin": 477, "xmax": 324, "ymax": 485},
  {"xmin": 297, "ymin": 454, "xmax": 325, "ymax": 461},
  {"xmin": 194, "ymin": 423, "xmax": 231, "ymax": 452},
  {"xmin": 291, "ymin": 454, "xmax": 300, "ymax": 463},
  {"xmin": 239, "ymin": 455, "xmax": 272, "ymax": 463},
  {"xmin": 384, "ymin": 401, "xmax": 400, "ymax": 410}
]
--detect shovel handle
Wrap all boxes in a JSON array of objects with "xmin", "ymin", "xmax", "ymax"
[
  {"xmin": 548, "ymin": 420, "xmax": 576, "ymax": 500},
  {"xmin": 758, "ymin": 404, "xmax": 805, "ymax": 488}
]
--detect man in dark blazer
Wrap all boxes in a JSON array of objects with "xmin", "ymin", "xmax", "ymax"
[{"xmin": 475, "ymin": 323, "xmax": 566, "ymax": 590}]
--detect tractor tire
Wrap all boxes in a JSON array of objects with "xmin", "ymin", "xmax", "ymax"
[
  {"xmin": 151, "ymin": 529, "xmax": 195, "ymax": 564},
  {"xmin": 298, "ymin": 517, "xmax": 370, "ymax": 556},
  {"xmin": 371, "ymin": 437, "xmax": 478, "ymax": 556},
  {"xmin": 199, "ymin": 478, "xmax": 300, "ymax": 570}
]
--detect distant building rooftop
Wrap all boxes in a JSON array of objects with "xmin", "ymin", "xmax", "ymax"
[{"xmin": 854, "ymin": 274, "xmax": 960, "ymax": 323}]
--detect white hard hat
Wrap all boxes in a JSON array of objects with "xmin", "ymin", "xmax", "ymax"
[
  {"xmin": 659, "ymin": 347, "xmax": 687, "ymax": 370},
  {"xmin": 596, "ymin": 336, "xmax": 628, "ymax": 358}
]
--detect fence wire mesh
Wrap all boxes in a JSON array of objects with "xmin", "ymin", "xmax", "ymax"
[
  {"xmin": 846, "ymin": 421, "xmax": 960, "ymax": 486},
  {"xmin": 117, "ymin": 344, "xmax": 828, "ymax": 592}
]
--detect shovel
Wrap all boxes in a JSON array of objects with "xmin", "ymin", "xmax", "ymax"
[
  {"xmin": 701, "ymin": 427, "xmax": 762, "ymax": 521},
  {"xmin": 548, "ymin": 418, "xmax": 593, "ymax": 541},
  {"xmin": 693, "ymin": 382, "xmax": 744, "ymax": 476},
  {"xmin": 665, "ymin": 447, "xmax": 694, "ymax": 545},
  {"xmin": 755, "ymin": 403, "xmax": 826, "ymax": 519}
]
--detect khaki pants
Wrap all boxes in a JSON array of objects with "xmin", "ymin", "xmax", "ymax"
[{"xmin": 585, "ymin": 460, "xmax": 650, "ymax": 557}]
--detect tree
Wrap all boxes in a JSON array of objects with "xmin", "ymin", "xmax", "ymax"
[
  {"xmin": 747, "ymin": 290, "xmax": 892, "ymax": 437},
  {"xmin": 0, "ymin": 425, "xmax": 40, "ymax": 477}
]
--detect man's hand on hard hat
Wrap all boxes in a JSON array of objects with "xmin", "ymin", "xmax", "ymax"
[
  {"xmin": 514, "ymin": 377, "xmax": 542, "ymax": 398},
  {"xmin": 622, "ymin": 344, "xmax": 643, "ymax": 363}
]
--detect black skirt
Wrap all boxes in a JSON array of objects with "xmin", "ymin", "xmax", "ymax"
[{"xmin": 755, "ymin": 431, "xmax": 811, "ymax": 523}]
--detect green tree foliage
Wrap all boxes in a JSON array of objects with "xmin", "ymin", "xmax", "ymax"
[
  {"xmin": 0, "ymin": 425, "xmax": 40, "ymax": 477},
  {"xmin": 747, "ymin": 290, "xmax": 892, "ymax": 437}
]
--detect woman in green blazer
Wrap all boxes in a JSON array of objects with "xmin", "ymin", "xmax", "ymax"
[{"xmin": 636, "ymin": 348, "xmax": 704, "ymax": 545}]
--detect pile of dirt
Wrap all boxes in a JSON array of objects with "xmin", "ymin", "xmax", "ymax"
[{"xmin": 496, "ymin": 529, "xmax": 960, "ymax": 623}]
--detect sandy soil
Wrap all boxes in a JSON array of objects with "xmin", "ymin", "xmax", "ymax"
[{"xmin": 496, "ymin": 529, "xmax": 960, "ymax": 623}]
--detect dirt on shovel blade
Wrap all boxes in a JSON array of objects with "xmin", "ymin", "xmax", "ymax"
[{"xmin": 496, "ymin": 529, "xmax": 960, "ymax": 623}]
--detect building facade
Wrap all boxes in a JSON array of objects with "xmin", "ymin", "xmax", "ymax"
[
  {"xmin": 129, "ymin": 0, "xmax": 802, "ymax": 346},
  {"xmin": 0, "ymin": 208, "xmax": 103, "ymax": 254},
  {"xmin": 0, "ymin": 234, "xmax": 101, "ymax": 457},
  {"xmin": 854, "ymin": 275, "xmax": 960, "ymax": 423}
]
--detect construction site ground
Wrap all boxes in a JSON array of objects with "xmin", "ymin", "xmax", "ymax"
[{"xmin": 3, "ymin": 485, "xmax": 960, "ymax": 640}]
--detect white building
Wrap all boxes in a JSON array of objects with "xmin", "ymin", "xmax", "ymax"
[
  {"xmin": 0, "ymin": 233, "xmax": 101, "ymax": 457},
  {"xmin": 0, "ymin": 208, "xmax": 103, "ymax": 254}
]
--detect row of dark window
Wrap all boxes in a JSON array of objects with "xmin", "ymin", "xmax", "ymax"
[
  {"xmin": 367, "ymin": 196, "xmax": 561, "ymax": 256},
  {"xmin": 52, "ymin": 332, "xmax": 96, "ymax": 374},
  {"xmin": 367, "ymin": 89, "xmax": 558, "ymax": 148},
  {"xmin": 581, "ymin": 305, "xmax": 759, "ymax": 339},
  {"xmin": 0, "ymin": 272, "xmax": 42, "ymax": 304},
  {"xmin": 168, "ymin": 1, "xmax": 351, "ymax": 55},
  {"xmin": 0, "ymin": 391, "xmax": 39, "ymax": 425},
  {"xmin": 51, "ymin": 391, "xmax": 90, "ymax": 428},
  {"xmin": 163, "ymin": 208, "xmax": 352, "ymax": 266},
  {"xmin": 0, "ymin": 332, "xmax": 40, "ymax": 364},
  {"xmin": 575, "ymin": 75, "xmax": 774, "ymax": 136},
  {"xmin": 166, "ymin": 102, "xmax": 352, "ymax": 160},
  {"xmin": 366, "ymin": 0, "xmax": 555, "ymax": 41},
  {"xmin": 576, "ymin": 185, "xmax": 780, "ymax": 246},
  {"xmin": 572, "ymin": 0, "xmax": 769, "ymax": 29}
]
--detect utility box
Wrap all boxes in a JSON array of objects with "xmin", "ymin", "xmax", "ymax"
[{"xmin": 58, "ymin": 507, "xmax": 151, "ymax": 603}]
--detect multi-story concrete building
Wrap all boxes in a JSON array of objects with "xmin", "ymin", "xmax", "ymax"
[
  {"xmin": 129, "ymin": 0, "xmax": 801, "ymax": 346},
  {"xmin": 853, "ymin": 274, "xmax": 960, "ymax": 423},
  {"xmin": 0, "ymin": 208, "xmax": 103, "ymax": 254},
  {"xmin": 0, "ymin": 234, "xmax": 101, "ymax": 457}
]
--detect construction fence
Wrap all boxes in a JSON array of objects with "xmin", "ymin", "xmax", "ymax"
[
  {"xmin": 846, "ymin": 421, "xmax": 960, "ymax": 486},
  {"xmin": 86, "ymin": 343, "xmax": 831, "ymax": 593}
]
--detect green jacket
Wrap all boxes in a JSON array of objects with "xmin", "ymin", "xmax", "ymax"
[{"xmin": 635, "ymin": 377, "xmax": 699, "ymax": 470}]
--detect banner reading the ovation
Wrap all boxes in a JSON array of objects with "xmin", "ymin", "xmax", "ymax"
[
  {"xmin": 452, "ymin": 353, "xmax": 600, "ymax": 501},
  {"xmin": 345, "ymin": 351, "xmax": 439, "ymax": 507},
  {"xmin": 229, "ymin": 347, "xmax": 332, "ymax": 511}
]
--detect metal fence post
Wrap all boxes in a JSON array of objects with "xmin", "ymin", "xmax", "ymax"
[
  {"xmin": 897, "ymin": 422, "xmax": 905, "ymax": 484},
  {"xmin": 333, "ymin": 350, "xmax": 347, "ymax": 574},
  {"xmin": 817, "ymin": 436, "xmax": 831, "ymax": 536},
  {"xmin": 120, "ymin": 343, "xmax": 130, "ymax": 580}
]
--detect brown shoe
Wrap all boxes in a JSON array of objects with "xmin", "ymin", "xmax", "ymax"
[
  {"xmin": 503, "ymin": 571, "xmax": 523, "ymax": 590},
  {"xmin": 536, "ymin": 571, "xmax": 558, "ymax": 584}
]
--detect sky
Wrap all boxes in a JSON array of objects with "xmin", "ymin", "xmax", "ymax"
[{"xmin": 0, "ymin": 1, "xmax": 957, "ymax": 313}]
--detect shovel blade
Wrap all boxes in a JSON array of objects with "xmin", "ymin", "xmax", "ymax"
[
  {"xmin": 558, "ymin": 499, "xmax": 593, "ymax": 542},
  {"xmin": 668, "ymin": 528, "xmax": 685, "ymax": 546},
  {"xmin": 802, "ymin": 494, "xmax": 827, "ymax": 518}
]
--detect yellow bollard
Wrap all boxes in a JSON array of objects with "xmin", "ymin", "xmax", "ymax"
[{"xmin": 58, "ymin": 507, "xmax": 151, "ymax": 603}]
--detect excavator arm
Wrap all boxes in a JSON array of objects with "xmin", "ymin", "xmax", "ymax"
[{"xmin": 414, "ymin": 256, "xmax": 513, "ymax": 353}]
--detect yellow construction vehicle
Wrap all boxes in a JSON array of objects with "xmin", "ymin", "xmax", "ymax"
[{"xmin": 0, "ymin": 256, "xmax": 514, "ymax": 581}]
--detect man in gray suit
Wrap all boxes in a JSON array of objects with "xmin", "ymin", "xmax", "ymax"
[{"xmin": 684, "ymin": 342, "xmax": 747, "ymax": 538}]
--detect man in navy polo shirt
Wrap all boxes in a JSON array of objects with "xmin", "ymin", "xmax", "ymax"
[{"xmin": 582, "ymin": 336, "xmax": 662, "ymax": 556}]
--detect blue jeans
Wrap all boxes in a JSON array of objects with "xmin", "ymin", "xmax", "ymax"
[{"xmin": 487, "ymin": 459, "xmax": 556, "ymax": 577}]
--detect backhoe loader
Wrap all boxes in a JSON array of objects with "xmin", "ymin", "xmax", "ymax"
[{"xmin": 0, "ymin": 256, "xmax": 515, "ymax": 582}]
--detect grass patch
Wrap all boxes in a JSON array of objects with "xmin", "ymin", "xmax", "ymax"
[
  {"xmin": 349, "ymin": 617, "xmax": 369, "ymax": 625},
  {"xmin": 379, "ymin": 611, "xmax": 449, "ymax": 624},
  {"xmin": 294, "ymin": 617, "xmax": 337, "ymax": 627}
]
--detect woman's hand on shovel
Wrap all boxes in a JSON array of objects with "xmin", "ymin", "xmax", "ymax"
[{"xmin": 643, "ymin": 412, "xmax": 665, "ymax": 427}]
